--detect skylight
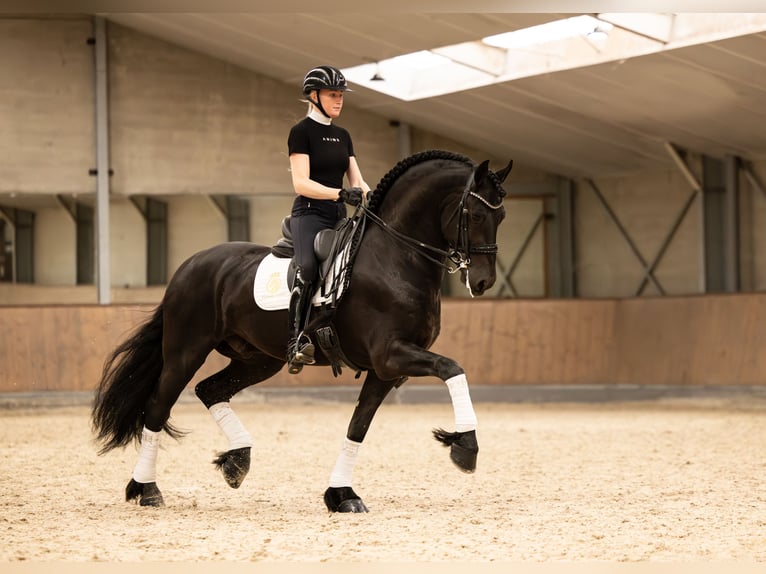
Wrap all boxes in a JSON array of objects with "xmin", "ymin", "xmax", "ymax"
[
  {"xmin": 342, "ymin": 13, "xmax": 766, "ymax": 102},
  {"xmin": 482, "ymin": 15, "xmax": 612, "ymax": 50}
]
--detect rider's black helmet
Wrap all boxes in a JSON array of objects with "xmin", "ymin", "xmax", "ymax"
[{"xmin": 302, "ymin": 65, "xmax": 350, "ymax": 95}]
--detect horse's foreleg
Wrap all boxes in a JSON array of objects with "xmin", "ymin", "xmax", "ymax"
[
  {"xmin": 432, "ymin": 373, "xmax": 479, "ymax": 472},
  {"xmin": 195, "ymin": 357, "xmax": 285, "ymax": 489},
  {"xmin": 324, "ymin": 439, "xmax": 366, "ymax": 513},
  {"xmin": 376, "ymin": 344, "xmax": 479, "ymax": 473},
  {"xmin": 444, "ymin": 373, "xmax": 478, "ymax": 432},
  {"xmin": 324, "ymin": 372, "xmax": 397, "ymax": 513},
  {"xmin": 208, "ymin": 403, "xmax": 252, "ymax": 489}
]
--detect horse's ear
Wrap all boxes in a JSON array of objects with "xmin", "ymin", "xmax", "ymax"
[
  {"xmin": 495, "ymin": 160, "xmax": 514, "ymax": 183},
  {"xmin": 473, "ymin": 160, "xmax": 490, "ymax": 186}
]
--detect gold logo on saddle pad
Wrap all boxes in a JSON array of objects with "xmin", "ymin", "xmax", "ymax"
[{"xmin": 265, "ymin": 272, "xmax": 282, "ymax": 295}]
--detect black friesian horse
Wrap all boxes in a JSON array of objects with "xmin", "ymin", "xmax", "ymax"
[{"xmin": 92, "ymin": 150, "xmax": 512, "ymax": 512}]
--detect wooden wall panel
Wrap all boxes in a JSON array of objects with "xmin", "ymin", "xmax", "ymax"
[
  {"xmin": 431, "ymin": 299, "xmax": 617, "ymax": 385},
  {"xmin": 0, "ymin": 306, "xmax": 154, "ymax": 392},
  {"xmin": 614, "ymin": 294, "xmax": 766, "ymax": 386},
  {"xmin": 1, "ymin": 295, "xmax": 765, "ymax": 394}
]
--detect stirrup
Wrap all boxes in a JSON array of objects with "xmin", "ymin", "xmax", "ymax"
[
  {"xmin": 287, "ymin": 336, "xmax": 315, "ymax": 375},
  {"xmin": 287, "ymin": 356, "xmax": 304, "ymax": 375},
  {"xmin": 294, "ymin": 335, "xmax": 316, "ymax": 365}
]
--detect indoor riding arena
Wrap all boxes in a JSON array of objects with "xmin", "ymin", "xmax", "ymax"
[{"xmin": 2, "ymin": 8, "xmax": 766, "ymax": 565}]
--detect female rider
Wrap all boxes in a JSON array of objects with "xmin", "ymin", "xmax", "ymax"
[{"xmin": 287, "ymin": 65, "xmax": 370, "ymax": 374}]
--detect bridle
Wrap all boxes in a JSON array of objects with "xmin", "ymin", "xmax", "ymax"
[
  {"xmin": 452, "ymin": 180, "xmax": 504, "ymax": 270},
  {"xmin": 358, "ymin": 173, "xmax": 504, "ymax": 275}
]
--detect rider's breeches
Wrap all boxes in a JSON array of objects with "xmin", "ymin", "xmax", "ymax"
[{"xmin": 290, "ymin": 204, "xmax": 344, "ymax": 281}]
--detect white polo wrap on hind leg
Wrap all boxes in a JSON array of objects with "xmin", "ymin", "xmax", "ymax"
[
  {"xmin": 445, "ymin": 373, "xmax": 478, "ymax": 432},
  {"xmin": 132, "ymin": 427, "xmax": 161, "ymax": 483},
  {"xmin": 209, "ymin": 402, "xmax": 253, "ymax": 450},
  {"xmin": 329, "ymin": 437, "xmax": 362, "ymax": 488}
]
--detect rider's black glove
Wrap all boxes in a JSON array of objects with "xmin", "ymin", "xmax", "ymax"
[{"xmin": 339, "ymin": 187, "xmax": 364, "ymax": 206}]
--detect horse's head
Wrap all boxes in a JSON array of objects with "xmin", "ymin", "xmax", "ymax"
[{"xmin": 442, "ymin": 159, "xmax": 513, "ymax": 296}]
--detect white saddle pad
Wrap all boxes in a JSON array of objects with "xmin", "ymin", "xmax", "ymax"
[{"xmin": 253, "ymin": 248, "xmax": 351, "ymax": 311}]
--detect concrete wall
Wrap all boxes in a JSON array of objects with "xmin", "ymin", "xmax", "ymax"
[
  {"xmin": 110, "ymin": 198, "xmax": 146, "ymax": 287},
  {"xmin": 34, "ymin": 206, "xmax": 77, "ymax": 285},
  {"xmin": 109, "ymin": 25, "xmax": 308, "ymax": 197},
  {"xmin": 0, "ymin": 18, "xmax": 532, "ymax": 301},
  {"xmin": 0, "ymin": 18, "xmax": 95, "ymax": 195},
  {"xmin": 1, "ymin": 17, "xmax": 764, "ymax": 305}
]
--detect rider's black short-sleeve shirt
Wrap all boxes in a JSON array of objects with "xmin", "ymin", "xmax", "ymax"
[{"xmin": 288, "ymin": 117, "xmax": 355, "ymax": 214}]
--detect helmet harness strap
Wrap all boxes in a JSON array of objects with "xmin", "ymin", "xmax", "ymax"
[{"xmin": 310, "ymin": 91, "xmax": 331, "ymax": 119}]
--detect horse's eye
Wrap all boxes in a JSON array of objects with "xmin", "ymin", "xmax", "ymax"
[{"xmin": 471, "ymin": 211, "xmax": 485, "ymax": 224}]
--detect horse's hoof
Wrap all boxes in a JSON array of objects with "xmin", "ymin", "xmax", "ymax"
[
  {"xmin": 433, "ymin": 428, "xmax": 478, "ymax": 473},
  {"xmin": 450, "ymin": 440, "xmax": 478, "ymax": 473},
  {"xmin": 212, "ymin": 447, "xmax": 251, "ymax": 489},
  {"xmin": 126, "ymin": 479, "xmax": 165, "ymax": 507},
  {"xmin": 324, "ymin": 486, "xmax": 369, "ymax": 513}
]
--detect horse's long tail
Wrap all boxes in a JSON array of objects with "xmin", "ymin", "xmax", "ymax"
[{"xmin": 91, "ymin": 305, "xmax": 183, "ymax": 454}]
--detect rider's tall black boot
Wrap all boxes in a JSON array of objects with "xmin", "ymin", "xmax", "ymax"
[{"xmin": 287, "ymin": 271, "xmax": 315, "ymax": 375}]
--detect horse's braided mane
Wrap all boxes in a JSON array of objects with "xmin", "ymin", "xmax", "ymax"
[
  {"xmin": 365, "ymin": 150, "xmax": 471, "ymax": 216},
  {"xmin": 365, "ymin": 149, "xmax": 506, "ymax": 216},
  {"xmin": 486, "ymin": 171, "xmax": 507, "ymax": 199}
]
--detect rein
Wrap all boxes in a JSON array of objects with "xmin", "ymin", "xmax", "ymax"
[{"xmin": 359, "ymin": 173, "xmax": 503, "ymax": 275}]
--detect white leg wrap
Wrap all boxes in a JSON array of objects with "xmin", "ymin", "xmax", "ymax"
[
  {"xmin": 209, "ymin": 402, "xmax": 253, "ymax": 450},
  {"xmin": 329, "ymin": 438, "xmax": 362, "ymax": 488},
  {"xmin": 445, "ymin": 373, "xmax": 478, "ymax": 432},
  {"xmin": 132, "ymin": 427, "xmax": 161, "ymax": 483}
]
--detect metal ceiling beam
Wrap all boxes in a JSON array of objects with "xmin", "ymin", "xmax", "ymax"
[
  {"xmin": 594, "ymin": 14, "xmax": 672, "ymax": 44},
  {"xmin": 665, "ymin": 142, "xmax": 705, "ymax": 293},
  {"xmin": 129, "ymin": 196, "xmax": 148, "ymax": 219},
  {"xmin": 543, "ymin": 178, "xmax": 575, "ymax": 298},
  {"xmin": 207, "ymin": 195, "xmax": 228, "ymax": 219},
  {"xmin": 55, "ymin": 195, "xmax": 77, "ymax": 222},
  {"xmin": 93, "ymin": 16, "xmax": 111, "ymax": 305},
  {"xmin": 664, "ymin": 142, "xmax": 702, "ymax": 192},
  {"xmin": 724, "ymin": 155, "xmax": 740, "ymax": 292},
  {"xmin": 743, "ymin": 162, "xmax": 766, "ymax": 199}
]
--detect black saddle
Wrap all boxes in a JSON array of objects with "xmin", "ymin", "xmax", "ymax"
[{"xmin": 271, "ymin": 216, "xmax": 357, "ymax": 289}]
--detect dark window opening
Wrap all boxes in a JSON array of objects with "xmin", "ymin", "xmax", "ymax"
[
  {"xmin": 76, "ymin": 202, "xmax": 94, "ymax": 285},
  {"xmin": 227, "ymin": 196, "xmax": 250, "ymax": 242},
  {"xmin": 147, "ymin": 198, "xmax": 167, "ymax": 285}
]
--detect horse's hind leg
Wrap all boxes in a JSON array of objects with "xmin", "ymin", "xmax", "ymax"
[
  {"xmin": 127, "ymin": 338, "xmax": 215, "ymax": 507},
  {"xmin": 324, "ymin": 372, "xmax": 398, "ymax": 513},
  {"xmin": 195, "ymin": 355, "xmax": 286, "ymax": 489}
]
